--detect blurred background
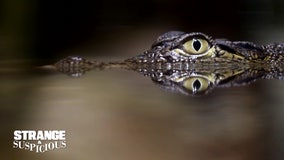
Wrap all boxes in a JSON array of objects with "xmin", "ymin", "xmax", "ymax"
[
  {"xmin": 1, "ymin": 0, "xmax": 284, "ymax": 160},
  {"xmin": 0, "ymin": 0, "xmax": 284, "ymax": 60}
]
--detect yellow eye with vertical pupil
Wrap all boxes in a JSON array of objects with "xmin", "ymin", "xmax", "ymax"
[
  {"xmin": 183, "ymin": 38, "xmax": 210, "ymax": 54},
  {"xmin": 183, "ymin": 77, "xmax": 211, "ymax": 94}
]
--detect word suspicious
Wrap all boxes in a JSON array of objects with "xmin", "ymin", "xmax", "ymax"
[{"xmin": 13, "ymin": 130, "xmax": 66, "ymax": 153}]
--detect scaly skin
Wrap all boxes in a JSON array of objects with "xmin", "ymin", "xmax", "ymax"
[
  {"xmin": 125, "ymin": 31, "xmax": 284, "ymax": 67},
  {"xmin": 53, "ymin": 31, "xmax": 284, "ymax": 95}
]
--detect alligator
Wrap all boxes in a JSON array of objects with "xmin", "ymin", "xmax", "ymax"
[{"xmin": 53, "ymin": 31, "xmax": 284, "ymax": 96}]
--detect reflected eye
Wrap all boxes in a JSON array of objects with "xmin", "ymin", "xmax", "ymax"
[
  {"xmin": 182, "ymin": 77, "xmax": 211, "ymax": 94},
  {"xmin": 183, "ymin": 38, "xmax": 210, "ymax": 54}
]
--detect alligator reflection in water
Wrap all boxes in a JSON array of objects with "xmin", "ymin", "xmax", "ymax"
[
  {"xmin": 52, "ymin": 31, "xmax": 284, "ymax": 96},
  {"xmin": 52, "ymin": 56, "xmax": 283, "ymax": 96}
]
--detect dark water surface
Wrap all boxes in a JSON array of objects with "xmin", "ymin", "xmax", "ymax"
[
  {"xmin": 1, "ymin": 60, "xmax": 284, "ymax": 160},
  {"xmin": 1, "ymin": 0, "xmax": 284, "ymax": 159}
]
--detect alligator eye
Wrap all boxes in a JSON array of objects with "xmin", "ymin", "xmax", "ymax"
[
  {"xmin": 182, "ymin": 77, "xmax": 211, "ymax": 94},
  {"xmin": 183, "ymin": 38, "xmax": 209, "ymax": 54}
]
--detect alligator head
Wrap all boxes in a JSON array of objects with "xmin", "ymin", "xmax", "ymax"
[
  {"xmin": 53, "ymin": 31, "xmax": 284, "ymax": 96},
  {"xmin": 126, "ymin": 31, "xmax": 283, "ymax": 66}
]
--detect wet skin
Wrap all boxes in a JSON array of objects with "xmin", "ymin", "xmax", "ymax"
[{"xmin": 53, "ymin": 31, "xmax": 284, "ymax": 96}]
